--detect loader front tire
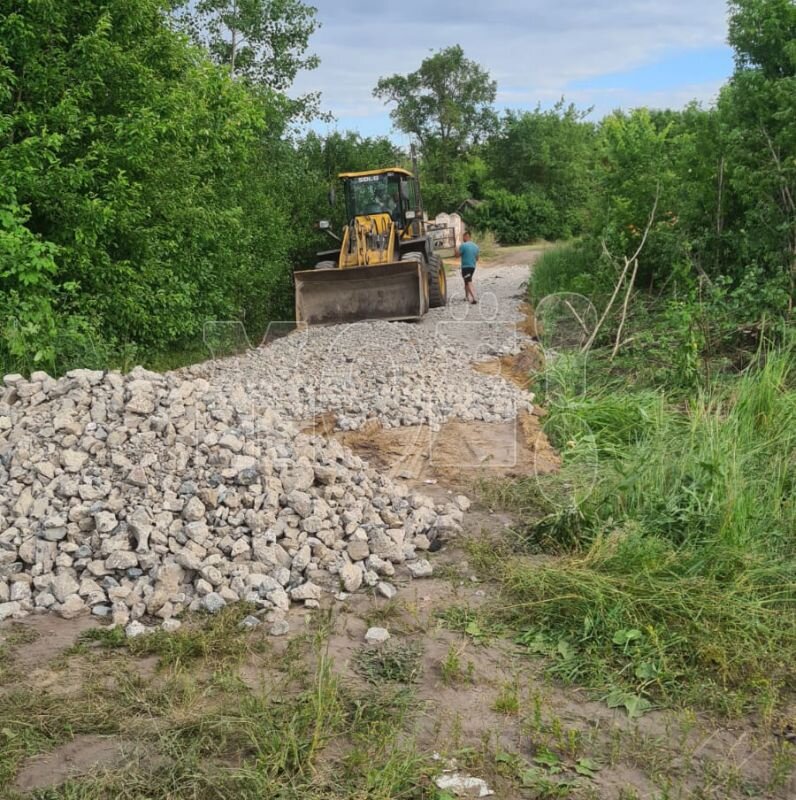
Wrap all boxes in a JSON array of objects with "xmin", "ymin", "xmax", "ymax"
[
  {"xmin": 401, "ymin": 251, "xmax": 429, "ymax": 315},
  {"xmin": 314, "ymin": 260, "xmax": 337, "ymax": 270},
  {"xmin": 427, "ymin": 253, "xmax": 448, "ymax": 308}
]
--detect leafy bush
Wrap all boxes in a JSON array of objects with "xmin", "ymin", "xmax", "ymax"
[
  {"xmin": 0, "ymin": 0, "xmax": 301, "ymax": 374},
  {"xmin": 0, "ymin": 189, "xmax": 59, "ymax": 371},
  {"xmin": 530, "ymin": 240, "xmax": 604, "ymax": 301},
  {"xmin": 485, "ymin": 101, "xmax": 596, "ymax": 236},
  {"xmin": 466, "ymin": 188, "xmax": 560, "ymax": 244}
]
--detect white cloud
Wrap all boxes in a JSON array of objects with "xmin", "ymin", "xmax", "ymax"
[{"xmin": 293, "ymin": 0, "xmax": 731, "ymax": 131}]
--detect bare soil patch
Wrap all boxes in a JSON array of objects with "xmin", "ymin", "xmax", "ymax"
[
  {"xmin": 13, "ymin": 735, "xmax": 126, "ymax": 793},
  {"xmin": 305, "ymin": 415, "xmax": 559, "ymax": 492},
  {"xmin": 5, "ymin": 615, "xmax": 98, "ymax": 671},
  {"xmin": 472, "ymin": 345, "xmax": 543, "ymax": 391}
]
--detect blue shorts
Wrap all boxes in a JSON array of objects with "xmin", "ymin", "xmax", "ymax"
[{"xmin": 461, "ymin": 267, "xmax": 475, "ymax": 283}]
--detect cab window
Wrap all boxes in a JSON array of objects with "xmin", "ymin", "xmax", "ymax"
[{"xmin": 345, "ymin": 174, "xmax": 402, "ymax": 220}]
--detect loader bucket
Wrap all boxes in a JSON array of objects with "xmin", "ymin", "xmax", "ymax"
[{"xmin": 294, "ymin": 261, "xmax": 428, "ymax": 325}]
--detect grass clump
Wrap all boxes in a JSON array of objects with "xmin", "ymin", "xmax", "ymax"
[
  {"xmin": 492, "ymin": 683, "xmax": 520, "ymax": 715},
  {"xmin": 80, "ymin": 604, "xmax": 259, "ymax": 669},
  {"xmin": 439, "ymin": 644, "xmax": 475, "ymax": 686},
  {"xmin": 436, "ymin": 606, "xmax": 505, "ymax": 643},
  {"xmin": 482, "ymin": 341, "xmax": 796, "ymax": 714},
  {"xmin": 354, "ymin": 641, "xmax": 423, "ymax": 685}
]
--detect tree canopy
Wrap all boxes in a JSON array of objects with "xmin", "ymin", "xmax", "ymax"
[
  {"xmin": 177, "ymin": 0, "xmax": 319, "ymax": 88},
  {"xmin": 373, "ymin": 45, "xmax": 496, "ymax": 187}
]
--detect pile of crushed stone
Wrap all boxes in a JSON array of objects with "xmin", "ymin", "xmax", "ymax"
[{"xmin": 0, "ymin": 367, "xmax": 467, "ymax": 635}]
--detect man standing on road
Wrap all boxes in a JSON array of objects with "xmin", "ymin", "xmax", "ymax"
[{"xmin": 456, "ymin": 230, "xmax": 479, "ymax": 304}]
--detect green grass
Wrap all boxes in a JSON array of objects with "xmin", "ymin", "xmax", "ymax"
[
  {"xmin": 476, "ymin": 339, "xmax": 796, "ymax": 714},
  {"xmin": 353, "ymin": 641, "xmax": 424, "ymax": 685},
  {"xmin": 439, "ymin": 644, "xmax": 474, "ymax": 686},
  {"xmin": 78, "ymin": 605, "xmax": 262, "ymax": 669},
  {"xmin": 435, "ymin": 606, "xmax": 506, "ymax": 643},
  {"xmin": 2, "ymin": 619, "xmax": 436, "ymax": 800},
  {"xmin": 529, "ymin": 239, "xmax": 602, "ymax": 302}
]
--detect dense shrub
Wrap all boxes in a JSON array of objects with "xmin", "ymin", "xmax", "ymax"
[
  {"xmin": 0, "ymin": 0, "xmax": 298, "ymax": 374},
  {"xmin": 466, "ymin": 189, "xmax": 560, "ymax": 244},
  {"xmin": 485, "ymin": 102, "xmax": 596, "ymax": 237}
]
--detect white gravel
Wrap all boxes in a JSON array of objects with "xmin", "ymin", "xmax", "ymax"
[
  {"xmin": 194, "ymin": 263, "xmax": 534, "ymax": 431},
  {"xmin": 0, "ymin": 263, "xmax": 534, "ymax": 633}
]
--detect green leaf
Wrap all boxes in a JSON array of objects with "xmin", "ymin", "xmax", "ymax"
[
  {"xmin": 634, "ymin": 661, "xmax": 659, "ymax": 680},
  {"xmin": 556, "ymin": 639, "xmax": 576, "ymax": 661},
  {"xmin": 604, "ymin": 688, "xmax": 627, "ymax": 709},
  {"xmin": 575, "ymin": 758, "xmax": 601, "ymax": 778},
  {"xmin": 612, "ymin": 628, "xmax": 643, "ymax": 646},
  {"xmin": 516, "ymin": 630, "xmax": 550, "ymax": 654},
  {"xmin": 519, "ymin": 767, "xmax": 543, "ymax": 787},
  {"xmin": 464, "ymin": 620, "xmax": 483, "ymax": 638},
  {"xmin": 623, "ymin": 694, "xmax": 652, "ymax": 719},
  {"xmin": 604, "ymin": 687, "xmax": 651, "ymax": 717},
  {"xmin": 534, "ymin": 748, "xmax": 562, "ymax": 771}
]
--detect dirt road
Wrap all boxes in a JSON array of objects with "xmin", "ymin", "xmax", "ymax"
[{"xmin": 2, "ymin": 246, "xmax": 791, "ymax": 799}]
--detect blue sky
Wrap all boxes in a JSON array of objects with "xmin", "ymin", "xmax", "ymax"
[{"xmin": 292, "ymin": 0, "xmax": 734, "ymax": 141}]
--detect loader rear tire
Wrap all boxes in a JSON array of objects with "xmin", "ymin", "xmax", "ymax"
[
  {"xmin": 428, "ymin": 254, "xmax": 448, "ymax": 308},
  {"xmin": 314, "ymin": 260, "xmax": 337, "ymax": 270}
]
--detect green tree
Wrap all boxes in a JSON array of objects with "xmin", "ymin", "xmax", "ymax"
[
  {"xmin": 0, "ymin": 0, "xmax": 300, "ymax": 373},
  {"xmin": 485, "ymin": 101, "xmax": 596, "ymax": 237},
  {"xmin": 373, "ymin": 45, "xmax": 497, "ymax": 192},
  {"xmin": 177, "ymin": 0, "xmax": 319, "ymax": 89},
  {"xmin": 721, "ymin": 0, "xmax": 795, "ymax": 305}
]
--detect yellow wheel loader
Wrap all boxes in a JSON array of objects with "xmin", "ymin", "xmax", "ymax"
[{"xmin": 294, "ymin": 167, "xmax": 448, "ymax": 325}]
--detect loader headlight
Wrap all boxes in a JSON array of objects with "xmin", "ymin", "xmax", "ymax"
[{"xmin": 319, "ymin": 220, "xmax": 331, "ymax": 230}]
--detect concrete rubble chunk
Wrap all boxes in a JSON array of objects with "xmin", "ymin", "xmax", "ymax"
[
  {"xmin": 0, "ymin": 601, "xmax": 21, "ymax": 622},
  {"xmin": 339, "ymin": 562, "xmax": 362, "ymax": 593},
  {"xmin": 407, "ymin": 559, "xmax": 434, "ymax": 579},
  {"xmin": 203, "ymin": 592, "xmax": 226, "ymax": 614},
  {"xmin": 58, "ymin": 595, "xmax": 87, "ymax": 619},
  {"xmin": 376, "ymin": 582, "xmax": 397, "ymax": 600},
  {"xmin": 269, "ymin": 619, "xmax": 290, "ymax": 636},
  {"xmin": 435, "ymin": 772, "xmax": 494, "ymax": 798},
  {"xmin": 289, "ymin": 581, "xmax": 321, "ymax": 602},
  {"xmin": 51, "ymin": 573, "xmax": 80, "ymax": 603},
  {"xmin": 60, "ymin": 450, "xmax": 88, "ymax": 473},
  {"xmin": 365, "ymin": 626, "xmax": 390, "ymax": 644},
  {"xmin": 126, "ymin": 621, "xmax": 150, "ymax": 638}
]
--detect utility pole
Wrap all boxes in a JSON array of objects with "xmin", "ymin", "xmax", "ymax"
[{"xmin": 411, "ymin": 142, "xmax": 425, "ymax": 223}]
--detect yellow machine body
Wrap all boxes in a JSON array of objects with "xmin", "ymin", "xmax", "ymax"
[{"xmin": 294, "ymin": 167, "xmax": 446, "ymax": 325}]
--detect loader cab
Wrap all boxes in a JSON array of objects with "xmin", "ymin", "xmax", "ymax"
[{"xmin": 341, "ymin": 168, "xmax": 420, "ymax": 231}]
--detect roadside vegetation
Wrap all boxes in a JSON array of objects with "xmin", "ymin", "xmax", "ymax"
[
  {"xmin": 477, "ymin": 336, "xmax": 795, "ymax": 715},
  {"xmin": 472, "ymin": 0, "xmax": 795, "ymax": 720}
]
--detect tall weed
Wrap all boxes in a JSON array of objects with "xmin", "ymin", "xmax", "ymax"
[{"xmin": 490, "ymin": 341, "xmax": 796, "ymax": 711}]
